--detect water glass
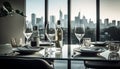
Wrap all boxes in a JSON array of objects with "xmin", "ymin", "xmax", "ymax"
[
  {"xmin": 108, "ymin": 52, "xmax": 120, "ymax": 60},
  {"xmin": 108, "ymin": 42, "xmax": 120, "ymax": 53},
  {"xmin": 74, "ymin": 23, "xmax": 85, "ymax": 48},
  {"xmin": 83, "ymin": 38, "xmax": 91, "ymax": 47}
]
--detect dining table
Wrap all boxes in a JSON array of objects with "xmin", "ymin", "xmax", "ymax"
[{"xmin": 0, "ymin": 42, "xmax": 120, "ymax": 69}]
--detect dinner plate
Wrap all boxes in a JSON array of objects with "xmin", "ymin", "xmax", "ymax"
[
  {"xmin": 75, "ymin": 47, "xmax": 106, "ymax": 56},
  {"xmin": 92, "ymin": 41, "xmax": 107, "ymax": 46},
  {"xmin": 15, "ymin": 46, "xmax": 41, "ymax": 55}
]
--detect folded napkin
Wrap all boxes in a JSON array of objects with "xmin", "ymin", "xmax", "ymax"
[
  {"xmin": 17, "ymin": 46, "xmax": 40, "ymax": 51},
  {"xmin": 39, "ymin": 42, "xmax": 54, "ymax": 46},
  {"xmin": 13, "ymin": 45, "xmax": 41, "ymax": 55}
]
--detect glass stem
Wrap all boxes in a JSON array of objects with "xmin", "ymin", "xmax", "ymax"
[
  {"xmin": 79, "ymin": 39, "xmax": 82, "ymax": 48},
  {"xmin": 26, "ymin": 38, "xmax": 29, "ymax": 45}
]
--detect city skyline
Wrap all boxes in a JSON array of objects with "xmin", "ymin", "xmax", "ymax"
[
  {"xmin": 26, "ymin": 0, "xmax": 120, "ymax": 22},
  {"xmin": 29, "ymin": 11, "xmax": 120, "ymax": 30},
  {"xmin": 29, "ymin": 11, "xmax": 120, "ymax": 24}
]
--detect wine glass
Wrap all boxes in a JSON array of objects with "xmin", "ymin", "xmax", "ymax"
[
  {"xmin": 23, "ymin": 23, "xmax": 33, "ymax": 45},
  {"xmin": 44, "ymin": 23, "xmax": 56, "ymax": 56},
  {"xmin": 45, "ymin": 23, "xmax": 56, "ymax": 45},
  {"xmin": 74, "ymin": 23, "xmax": 85, "ymax": 48}
]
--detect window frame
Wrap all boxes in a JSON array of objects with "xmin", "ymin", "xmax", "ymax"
[
  {"xmin": 44, "ymin": 0, "xmax": 100, "ymax": 58},
  {"xmin": 45, "ymin": 0, "xmax": 100, "ymax": 42}
]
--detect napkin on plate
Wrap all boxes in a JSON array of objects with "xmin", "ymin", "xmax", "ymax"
[
  {"xmin": 13, "ymin": 45, "xmax": 41, "ymax": 55},
  {"xmin": 39, "ymin": 42, "xmax": 54, "ymax": 46}
]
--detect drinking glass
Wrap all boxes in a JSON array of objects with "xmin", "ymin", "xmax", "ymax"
[
  {"xmin": 74, "ymin": 23, "xmax": 85, "ymax": 48},
  {"xmin": 83, "ymin": 38, "xmax": 91, "ymax": 47},
  {"xmin": 45, "ymin": 23, "xmax": 56, "ymax": 45},
  {"xmin": 108, "ymin": 52, "xmax": 120, "ymax": 60},
  {"xmin": 108, "ymin": 41, "xmax": 120, "ymax": 53},
  {"xmin": 44, "ymin": 23, "xmax": 56, "ymax": 56},
  {"xmin": 23, "ymin": 23, "xmax": 32, "ymax": 45}
]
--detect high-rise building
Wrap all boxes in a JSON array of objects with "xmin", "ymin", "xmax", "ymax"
[
  {"xmin": 64, "ymin": 14, "xmax": 68, "ymax": 28},
  {"xmin": 112, "ymin": 20, "xmax": 116, "ymax": 26},
  {"xmin": 31, "ymin": 13, "xmax": 36, "ymax": 26},
  {"xmin": 104, "ymin": 18, "xmax": 109, "ymax": 28},
  {"xmin": 104, "ymin": 18, "xmax": 109, "ymax": 25},
  {"xmin": 75, "ymin": 16, "xmax": 80, "ymax": 24},
  {"xmin": 78, "ymin": 12, "xmax": 81, "ymax": 19},
  {"xmin": 59, "ymin": 9, "xmax": 63, "ymax": 21},
  {"xmin": 39, "ymin": 17, "xmax": 44, "ymax": 29},
  {"xmin": 89, "ymin": 19, "xmax": 95, "ymax": 28},
  {"xmin": 50, "ymin": 15, "xmax": 55, "ymax": 28},
  {"xmin": 36, "ymin": 18, "xmax": 41, "ymax": 24},
  {"xmin": 36, "ymin": 18, "xmax": 41, "ymax": 29},
  {"xmin": 117, "ymin": 21, "xmax": 120, "ymax": 27},
  {"xmin": 81, "ymin": 15, "xmax": 88, "ymax": 27}
]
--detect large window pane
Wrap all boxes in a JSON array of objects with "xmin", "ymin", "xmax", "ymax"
[
  {"xmin": 26, "ymin": 0, "xmax": 45, "ymax": 40},
  {"xmin": 71, "ymin": 0, "xmax": 96, "ymax": 44},
  {"xmin": 100, "ymin": 0, "xmax": 120, "ymax": 41},
  {"xmin": 48, "ymin": 0, "xmax": 68, "ymax": 44}
]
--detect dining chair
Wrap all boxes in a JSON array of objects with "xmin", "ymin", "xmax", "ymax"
[
  {"xmin": 84, "ymin": 61, "xmax": 120, "ymax": 69},
  {"xmin": 0, "ymin": 57, "xmax": 54, "ymax": 69}
]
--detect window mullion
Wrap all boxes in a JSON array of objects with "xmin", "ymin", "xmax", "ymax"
[{"xmin": 96, "ymin": 0, "xmax": 100, "ymax": 41}]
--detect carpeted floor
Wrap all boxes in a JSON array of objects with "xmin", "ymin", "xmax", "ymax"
[{"xmin": 54, "ymin": 60, "xmax": 85, "ymax": 69}]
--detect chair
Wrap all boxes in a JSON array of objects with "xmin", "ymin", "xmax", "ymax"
[
  {"xmin": 0, "ymin": 57, "xmax": 54, "ymax": 69},
  {"xmin": 84, "ymin": 61, "xmax": 120, "ymax": 69}
]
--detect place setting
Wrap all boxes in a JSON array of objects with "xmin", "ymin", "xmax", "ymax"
[
  {"xmin": 12, "ymin": 23, "xmax": 55, "ymax": 56},
  {"xmin": 13, "ymin": 45, "xmax": 42, "ymax": 55},
  {"xmin": 73, "ymin": 46, "xmax": 106, "ymax": 57},
  {"xmin": 73, "ymin": 38, "xmax": 107, "ymax": 57},
  {"xmin": 100, "ymin": 41, "xmax": 120, "ymax": 60}
]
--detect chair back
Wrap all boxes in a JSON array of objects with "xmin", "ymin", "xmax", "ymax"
[{"xmin": 0, "ymin": 58, "xmax": 53, "ymax": 69}]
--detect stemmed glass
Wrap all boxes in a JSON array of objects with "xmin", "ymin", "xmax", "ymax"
[
  {"xmin": 23, "ymin": 23, "xmax": 33, "ymax": 45},
  {"xmin": 74, "ymin": 23, "xmax": 85, "ymax": 48},
  {"xmin": 45, "ymin": 23, "xmax": 56, "ymax": 56},
  {"xmin": 45, "ymin": 23, "xmax": 56, "ymax": 45}
]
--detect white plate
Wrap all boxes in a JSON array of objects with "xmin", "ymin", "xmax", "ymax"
[
  {"xmin": 75, "ymin": 47, "xmax": 106, "ymax": 55},
  {"xmin": 92, "ymin": 42, "xmax": 107, "ymax": 46},
  {"xmin": 15, "ymin": 46, "xmax": 41, "ymax": 55}
]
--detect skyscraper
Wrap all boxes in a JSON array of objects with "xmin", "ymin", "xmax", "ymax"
[
  {"xmin": 59, "ymin": 9, "xmax": 63, "ymax": 21},
  {"xmin": 104, "ymin": 18, "xmax": 109, "ymax": 28},
  {"xmin": 50, "ymin": 15, "xmax": 55, "ymax": 28},
  {"xmin": 78, "ymin": 11, "xmax": 80, "ymax": 19},
  {"xmin": 104, "ymin": 18, "xmax": 109, "ymax": 25},
  {"xmin": 36, "ymin": 18, "xmax": 41, "ymax": 29},
  {"xmin": 31, "ymin": 13, "xmax": 36, "ymax": 26},
  {"xmin": 112, "ymin": 20, "xmax": 116, "ymax": 26},
  {"xmin": 36, "ymin": 18, "xmax": 41, "ymax": 24},
  {"xmin": 117, "ymin": 21, "xmax": 120, "ymax": 27},
  {"xmin": 64, "ymin": 14, "xmax": 68, "ymax": 28}
]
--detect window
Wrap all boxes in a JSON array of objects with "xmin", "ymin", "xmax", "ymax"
[
  {"xmin": 26, "ymin": 0, "xmax": 45, "ymax": 40},
  {"xmin": 100, "ymin": 0, "xmax": 120, "ymax": 41},
  {"xmin": 48, "ymin": 0, "xmax": 68, "ymax": 44},
  {"xmin": 71, "ymin": 0, "xmax": 96, "ymax": 44},
  {"xmin": 26, "ymin": 0, "xmax": 120, "ymax": 45}
]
